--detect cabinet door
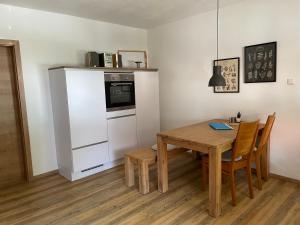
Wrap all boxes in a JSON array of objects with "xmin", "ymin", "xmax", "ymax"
[
  {"xmin": 108, "ymin": 115, "xmax": 138, "ymax": 161},
  {"xmin": 66, "ymin": 70, "xmax": 108, "ymax": 149},
  {"xmin": 72, "ymin": 142, "xmax": 109, "ymax": 172},
  {"xmin": 134, "ymin": 72, "xmax": 160, "ymax": 147}
]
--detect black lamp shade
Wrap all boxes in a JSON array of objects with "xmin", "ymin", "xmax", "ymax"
[{"xmin": 208, "ymin": 65, "xmax": 226, "ymax": 87}]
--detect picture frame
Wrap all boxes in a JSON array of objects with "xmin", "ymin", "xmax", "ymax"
[
  {"xmin": 244, "ymin": 42, "xmax": 277, "ymax": 83},
  {"xmin": 117, "ymin": 50, "xmax": 148, "ymax": 69},
  {"xmin": 214, "ymin": 57, "xmax": 240, "ymax": 93}
]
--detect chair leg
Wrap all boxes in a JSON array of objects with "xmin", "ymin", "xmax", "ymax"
[
  {"xmin": 138, "ymin": 161, "xmax": 149, "ymax": 194},
  {"xmin": 230, "ymin": 170, "xmax": 237, "ymax": 206},
  {"xmin": 246, "ymin": 166, "xmax": 254, "ymax": 199},
  {"xmin": 125, "ymin": 156, "xmax": 135, "ymax": 187},
  {"xmin": 255, "ymin": 156, "xmax": 263, "ymax": 190},
  {"xmin": 201, "ymin": 160, "xmax": 207, "ymax": 190}
]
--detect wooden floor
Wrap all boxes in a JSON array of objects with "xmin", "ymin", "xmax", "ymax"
[{"xmin": 0, "ymin": 153, "xmax": 299, "ymax": 225}]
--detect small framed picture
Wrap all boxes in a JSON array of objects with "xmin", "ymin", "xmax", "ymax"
[
  {"xmin": 117, "ymin": 50, "xmax": 148, "ymax": 68},
  {"xmin": 214, "ymin": 57, "xmax": 240, "ymax": 93},
  {"xmin": 244, "ymin": 42, "xmax": 277, "ymax": 83}
]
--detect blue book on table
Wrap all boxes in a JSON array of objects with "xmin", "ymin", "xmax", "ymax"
[{"xmin": 209, "ymin": 122, "xmax": 233, "ymax": 130}]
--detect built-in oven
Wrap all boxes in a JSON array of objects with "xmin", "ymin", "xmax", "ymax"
[{"xmin": 105, "ymin": 72, "xmax": 135, "ymax": 112}]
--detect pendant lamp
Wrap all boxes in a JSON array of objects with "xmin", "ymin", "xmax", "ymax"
[{"xmin": 208, "ymin": 0, "xmax": 226, "ymax": 87}]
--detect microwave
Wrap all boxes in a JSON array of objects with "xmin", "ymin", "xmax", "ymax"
[
  {"xmin": 86, "ymin": 52, "xmax": 113, "ymax": 68},
  {"xmin": 104, "ymin": 73, "xmax": 135, "ymax": 112}
]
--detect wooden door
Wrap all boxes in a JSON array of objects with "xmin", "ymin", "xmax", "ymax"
[{"xmin": 0, "ymin": 46, "xmax": 26, "ymax": 187}]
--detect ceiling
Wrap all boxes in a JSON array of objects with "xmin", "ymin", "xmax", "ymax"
[{"xmin": 0, "ymin": 0, "xmax": 245, "ymax": 28}]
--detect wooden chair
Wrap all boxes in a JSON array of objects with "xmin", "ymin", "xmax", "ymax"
[
  {"xmin": 125, "ymin": 146, "xmax": 189, "ymax": 194},
  {"xmin": 252, "ymin": 113, "xmax": 276, "ymax": 190},
  {"xmin": 202, "ymin": 120, "xmax": 260, "ymax": 206}
]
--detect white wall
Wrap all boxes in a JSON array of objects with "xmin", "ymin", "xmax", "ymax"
[
  {"xmin": 148, "ymin": 0, "xmax": 300, "ymax": 180},
  {"xmin": 0, "ymin": 4, "xmax": 147, "ymax": 175}
]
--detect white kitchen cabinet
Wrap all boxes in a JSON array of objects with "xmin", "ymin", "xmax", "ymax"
[
  {"xmin": 134, "ymin": 71, "xmax": 160, "ymax": 147},
  {"xmin": 108, "ymin": 115, "xmax": 138, "ymax": 161},
  {"xmin": 49, "ymin": 68, "xmax": 160, "ymax": 181},
  {"xmin": 49, "ymin": 68, "xmax": 109, "ymax": 181},
  {"xmin": 66, "ymin": 70, "xmax": 108, "ymax": 149},
  {"xmin": 72, "ymin": 143, "xmax": 109, "ymax": 172}
]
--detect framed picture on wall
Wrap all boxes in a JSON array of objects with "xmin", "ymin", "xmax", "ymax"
[
  {"xmin": 244, "ymin": 42, "xmax": 277, "ymax": 83},
  {"xmin": 117, "ymin": 50, "xmax": 148, "ymax": 68},
  {"xmin": 214, "ymin": 57, "xmax": 240, "ymax": 93}
]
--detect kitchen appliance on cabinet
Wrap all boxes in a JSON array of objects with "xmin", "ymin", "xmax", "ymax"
[
  {"xmin": 105, "ymin": 72, "xmax": 135, "ymax": 112},
  {"xmin": 86, "ymin": 52, "xmax": 100, "ymax": 67},
  {"xmin": 86, "ymin": 52, "xmax": 113, "ymax": 68}
]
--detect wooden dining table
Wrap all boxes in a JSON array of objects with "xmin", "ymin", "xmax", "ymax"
[{"xmin": 156, "ymin": 119, "xmax": 269, "ymax": 218}]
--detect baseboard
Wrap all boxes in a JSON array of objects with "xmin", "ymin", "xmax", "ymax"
[
  {"xmin": 30, "ymin": 168, "xmax": 300, "ymax": 186},
  {"xmin": 270, "ymin": 173, "xmax": 300, "ymax": 185},
  {"xmin": 31, "ymin": 170, "xmax": 59, "ymax": 181}
]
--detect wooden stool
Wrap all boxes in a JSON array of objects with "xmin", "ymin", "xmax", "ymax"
[{"xmin": 125, "ymin": 148, "xmax": 156, "ymax": 194}]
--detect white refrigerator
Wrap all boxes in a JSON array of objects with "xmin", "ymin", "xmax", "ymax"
[{"xmin": 49, "ymin": 69, "xmax": 109, "ymax": 181}]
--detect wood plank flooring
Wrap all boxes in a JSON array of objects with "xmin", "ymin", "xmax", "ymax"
[{"xmin": 0, "ymin": 153, "xmax": 299, "ymax": 225}]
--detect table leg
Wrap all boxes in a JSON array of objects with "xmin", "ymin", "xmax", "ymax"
[
  {"xmin": 209, "ymin": 147, "xmax": 222, "ymax": 217},
  {"xmin": 157, "ymin": 136, "xmax": 168, "ymax": 193},
  {"xmin": 261, "ymin": 138, "xmax": 270, "ymax": 180}
]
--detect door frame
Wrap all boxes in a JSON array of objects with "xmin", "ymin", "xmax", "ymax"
[{"xmin": 0, "ymin": 39, "xmax": 33, "ymax": 181}]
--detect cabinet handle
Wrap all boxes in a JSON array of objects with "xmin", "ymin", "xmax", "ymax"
[
  {"xmin": 107, "ymin": 114, "xmax": 136, "ymax": 120},
  {"xmin": 81, "ymin": 164, "xmax": 104, "ymax": 172},
  {"xmin": 111, "ymin": 83, "xmax": 133, "ymax": 86}
]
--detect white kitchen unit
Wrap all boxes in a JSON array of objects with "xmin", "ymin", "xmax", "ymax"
[
  {"xmin": 49, "ymin": 67, "xmax": 160, "ymax": 181},
  {"xmin": 49, "ymin": 68, "xmax": 110, "ymax": 181},
  {"xmin": 134, "ymin": 71, "xmax": 160, "ymax": 147}
]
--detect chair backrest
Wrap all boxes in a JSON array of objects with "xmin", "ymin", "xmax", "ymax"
[
  {"xmin": 232, "ymin": 120, "xmax": 260, "ymax": 161},
  {"xmin": 257, "ymin": 113, "xmax": 276, "ymax": 154}
]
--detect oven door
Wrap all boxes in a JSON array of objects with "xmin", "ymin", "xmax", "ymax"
[{"xmin": 105, "ymin": 81, "xmax": 135, "ymax": 111}]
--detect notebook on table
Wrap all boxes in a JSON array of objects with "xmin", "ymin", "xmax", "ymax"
[{"xmin": 209, "ymin": 122, "xmax": 233, "ymax": 130}]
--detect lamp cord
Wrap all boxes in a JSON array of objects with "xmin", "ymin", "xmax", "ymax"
[{"xmin": 217, "ymin": 0, "xmax": 219, "ymax": 60}]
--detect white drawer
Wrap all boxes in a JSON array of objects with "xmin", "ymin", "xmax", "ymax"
[{"xmin": 72, "ymin": 142, "xmax": 109, "ymax": 172}]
